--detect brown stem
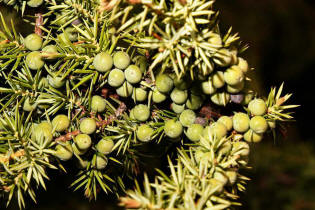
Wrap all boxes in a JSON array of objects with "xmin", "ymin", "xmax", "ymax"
[{"xmin": 35, "ymin": 13, "xmax": 43, "ymax": 36}]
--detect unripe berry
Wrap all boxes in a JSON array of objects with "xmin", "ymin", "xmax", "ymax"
[
  {"xmin": 224, "ymin": 65, "xmax": 244, "ymax": 86},
  {"xmin": 179, "ymin": 109, "xmax": 196, "ymax": 127},
  {"xmin": 26, "ymin": 51, "xmax": 44, "ymax": 70},
  {"xmin": 113, "ymin": 51, "xmax": 130, "ymax": 69},
  {"xmin": 244, "ymin": 129, "xmax": 263, "ymax": 143},
  {"xmin": 80, "ymin": 118, "xmax": 97, "ymax": 134},
  {"xmin": 125, "ymin": 65, "xmax": 142, "ymax": 84},
  {"xmin": 134, "ymin": 56, "xmax": 147, "ymax": 73},
  {"xmin": 213, "ymin": 48, "xmax": 232, "ymax": 67},
  {"xmin": 93, "ymin": 52, "xmax": 113, "ymax": 72},
  {"xmin": 91, "ymin": 95, "xmax": 106, "ymax": 113},
  {"xmin": 27, "ymin": 0, "xmax": 43, "ymax": 7},
  {"xmin": 186, "ymin": 94, "xmax": 204, "ymax": 110},
  {"xmin": 96, "ymin": 155, "xmax": 108, "ymax": 170},
  {"xmin": 23, "ymin": 97, "xmax": 37, "ymax": 112},
  {"xmin": 237, "ymin": 57, "xmax": 249, "ymax": 73},
  {"xmin": 186, "ymin": 124, "xmax": 204, "ymax": 142},
  {"xmin": 156, "ymin": 74, "xmax": 174, "ymax": 93},
  {"xmin": 75, "ymin": 134, "xmax": 92, "ymax": 150},
  {"xmin": 116, "ymin": 82, "xmax": 133, "ymax": 97},
  {"xmin": 226, "ymin": 170, "xmax": 238, "ymax": 185},
  {"xmin": 133, "ymin": 104, "xmax": 150, "ymax": 122},
  {"xmin": 210, "ymin": 122, "xmax": 228, "ymax": 139},
  {"xmin": 32, "ymin": 122, "xmax": 53, "ymax": 143},
  {"xmin": 24, "ymin": 33, "xmax": 42, "ymax": 51},
  {"xmin": 201, "ymin": 79, "xmax": 216, "ymax": 95},
  {"xmin": 132, "ymin": 87, "xmax": 148, "ymax": 102},
  {"xmin": 96, "ymin": 139, "xmax": 114, "ymax": 154},
  {"xmin": 233, "ymin": 112, "xmax": 250, "ymax": 133},
  {"xmin": 209, "ymin": 178, "xmax": 224, "ymax": 193},
  {"xmin": 164, "ymin": 120, "xmax": 183, "ymax": 139},
  {"xmin": 108, "ymin": 69, "xmax": 125, "ymax": 87},
  {"xmin": 171, "ymin": 103, "xmax": 185, "ymax": 114},
  {"xmin": 268, "ymin": 119, "xmax": 276, "ymax": 129},
  {"xmin": 152, "ymin": 89, "xmax": 167, "ymax": 103},
  {"xmin": 55, "ymin": 142, "xmax": 73, "ymax": 161},
  {"xmin": 211, "ymin": 71, "xmax": 225, "ymax": 89},
  {"xmin": 226, "ymin": 80, "xmax": 245, "ymax": 94},
  {"xmin": 136, "ymin": 124, "xmax": 154, "ymax": 142},
  {"xmin": 211, "ymin": 92, "xmax": 230, "ymax": 106},
  {"xmin": 47, "ymin": 75, "xmax": 65, "ymax": 89},
  {"xmin": 241, "ymin": 91, "xmax": 254, "ymax": 105},
  {"xmin": 214, "ymin": 171, "xmax": 228, "ymax": 185},
  {"xmin": 42, "ymin": 45, "xmax": 58, "ymax": 60},
  {"xmin": 248, "ymin": 98, "xmax": 267, "ymax": 116},
  {"xmin": 52, "ymin": 114, "xmax": 70, "ymax": 132},
  {"xmin": 170, "ymin": 88, "xmax": 188, "ymax": 104},
  {"xmin": 217, "ymin": 116, "xmax": 233, "ymax": 131},
  {"xmin": 208, "ymin": 33, "xmax": 222, "ymax": 46},
  {"xmin": 232, "ymin": 141, "xmax": 250, "ymax": 156},
  {"xmin": 72, "ymin": 143, "xmax": 88, "ymax": 155},
  {"xmin": 173, "ymin": 76, "xmax": 191, "ymax": 90},
  {"xmin": 249, "ymin": 116, "xmax": 268, "ymax": 134}
]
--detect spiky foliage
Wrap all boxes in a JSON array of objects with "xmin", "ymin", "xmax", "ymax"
[{"xmin": 0, "ymin": 0, "xmax": 298, "ymax": 209}]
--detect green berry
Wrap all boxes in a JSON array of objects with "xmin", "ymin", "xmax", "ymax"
[
  {"xmin": 23, "ymin": 97, "xmax": 37, "ymax": 112},
  {"xmin": 201, "ymin": 79, "xmax": 216, "ymax": 95},
  {"xmin": 152, "ymin": 89, "xmax": 167, "ymax": 103},
  {"xmin": 211, "ymin": 92, "xmax": 230, "ymax": 106},
  {"xmin": 211, "ymin": 71, "xmax": 225, "ymax": 89},
  {"xmin": 65, "ymin": 27, "xmax": 78, "ymax": 42},
  {"xmin": 129, "ymin": 108, "xmax": 135, "ymax": 120},
  {"xmin": 93, "ymin": 52, "xmax": 113, "ymax": 72},
  {"xmin": 77, "ymin": 159, "xmax": 89, "ymax": 169},
  {"xmin": 133, "ymin": 104, "xmax": 150, "ymax": 122},
  {"xmin": 179, "ymin": 109, "xmax": 196, "ymax": 127},
  {"xmin": 113, "ymin": 51, "xmax": 130, "ymax": 69},
  {"xmin": 232, "ymin": 141, "xmax": 250, "ymax": 156},
  {"xmin": 55, "ymin": 142, "xmax": 73, "ymax": 161},
  {"xmin": 164, "ymin": 120, "xmax": 183, "ymax": 139},
  {"xmin": 27, "ymin": 0, "xmax": 43, "ymax": 7},
  {"xmin": 42, "ymin": 45, "xmax": 58, "ymax": 60},
  {"xmin": 237, "ymin": 57, "xmax": 249, "ymax": 73},
  {"xmin": 249, "ymin": 116, "xmax": 268, "ymax": 134},
  {"xmin": 209, "ymin": 178, "xmax": 224, "ymax": 193},
  {"xmin": 137, "ymin": 124, "xmax": 154, "ymax": 142},
  {"xmin": 80, "ymin": 118, "xmax": 97, "ymax": 134},
  {"xmin": 208, "ymin": 33, "xmax": 222, "ymax": 46},
  {"xmin": 217, "ymin": 116, "xmax": 233, "ymax": 131},
  {"xmin": 47, "ymin": 75, "xmax": 65, "ymax": 89},
  {"xmin": 132, "ymin": 87, "xmax": 148, "ymax": 102},
  {"xmin": 232, "ymin": 112, "xmax": 250, "ymax": 133},
  {"xmin": 26, "ymin": 51, "xmax": 44, "ymax": 70},
  {"xmin": 75, "ymin": 134, "xmax": 92, "ymax": 150},
  {"xmin": 226, "ymin": 80, "xmax": 245, "ymax": 94},
  {"xmin": 224, "ymin": 65, "xmax": 244, "ymax": 86},
  {"xmin": 170, "ymin": 88, "xmax": 188, "ymax": 104},
  {"xmin": 186, "ymin": 94, "xmax": 204, "ymax": 110},
  {"xmin": 96, "ymin": 155, "xmax": 108, "ymax": 170},
  {"xmin": 52, "ymin": 114, "xmax": 70, "ymax": 132},
  {"xmin": 58, "ymin": 33, "xmax": 72, "ymax": 46},
  {"xmin": 195, "ymin": 150, "xmax": 212, "ymax": 164},
  {"xmin": 124, "ymin": 65, "xmax": 142, "ymax": 84},
  {"xmin": 32, "ymin": 122, "xmax": 53, "ymax": 143},
  {"xmin": 244, "ymin": 129, "xmax": 263, "ymax": 143},
  {"xmin": 186, "ymin": 124, "xmax": 204, "ymax": 142},
  {"xmin": 108, "ymin": 69, "xmax": 125, "ymax": 87},
  {"xmin": 156, "ymin": 74, "xmax": 174, "ymax": 93},
  {"xmin": 214, "ymin": 171, "xmax": 228, "ymax": 185},
  {"xmin": 268, "ymin": 119, "xmax": 276, "ymax": 129},
  {"xmin": 91, "ymin": 95, "xmax": 106, "ymax": 113},
  {"xmin": 96, "ymin": 139, "xmax": 114, "ymax": 154},
  {"xmin": 171, "ymin": 103, "xmax": 185, "ymax": 114},
  {"xmin": 219, "ymin": 141, "xmax": 232, "ymax": 155},
  {"xmin": 210, "ymin": 122, "xmax": 227, "ymax": 139},
  {"xmin": 72, "ymin": 143, "xmax": 87, "ymax": 156},
  {"xmin": 213, "ymin": 48, "xmax": 232, "ymax": 67},
  {"xmin": 248, "ymin": 98, "xmax": 267, "ymax": 116},
  {"xmin": 241, "ymin": 91, "xmax": 254, "ymax": 105},
  {"xmin": 24, "ymin": 33, "xmax": 42, "ymax": 51},
  {"xmin": 116, "ymin": 82, "xmax": 133, "ymax": 97}
]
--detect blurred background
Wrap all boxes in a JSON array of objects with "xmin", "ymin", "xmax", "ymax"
[{"xmin": 1, "ymin": 0, "xmax": 315, "ymax": 209}]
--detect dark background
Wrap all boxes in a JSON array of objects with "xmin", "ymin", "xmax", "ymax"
[{"xmin": 1, "ymin": 0, "xmax": 315, "ymax": 209}]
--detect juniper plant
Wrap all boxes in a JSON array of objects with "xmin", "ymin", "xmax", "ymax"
[{"xmin": 0, "ymin": 0, "xmax": 298, "ymax": 209}]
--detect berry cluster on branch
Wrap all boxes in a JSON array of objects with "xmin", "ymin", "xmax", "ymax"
[{"xmin": 0, "ymin": 0, "xmax": 298, "ymax": 209}]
